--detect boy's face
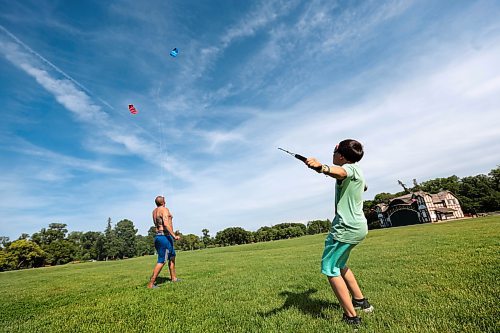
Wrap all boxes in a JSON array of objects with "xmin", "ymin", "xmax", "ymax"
[
  {"xmin": 332, "ymin": 144, "xmax": 342, "ymax": 165},
  {"xmin": 332, "ymin": 145, "xmax": 339, "ymax": 165}
]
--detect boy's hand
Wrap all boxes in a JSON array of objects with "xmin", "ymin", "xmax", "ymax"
[{"xmin": 306, "ymin": 157, "xmax": 322, "ymax": 172}]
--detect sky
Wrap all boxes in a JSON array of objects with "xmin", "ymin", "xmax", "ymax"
[{"xmin": 1, "ymin": 0, "xmax": 499, "ymax": 240}]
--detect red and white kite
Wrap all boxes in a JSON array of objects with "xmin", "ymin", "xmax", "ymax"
[{"xmin": 128, "ymin": 104, "xmax": 138, "ymax": 115}]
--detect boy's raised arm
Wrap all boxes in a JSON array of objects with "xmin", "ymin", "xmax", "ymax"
[{"xmin": 305, "ymin": 157, "xmax": 347, "ymax": 180}]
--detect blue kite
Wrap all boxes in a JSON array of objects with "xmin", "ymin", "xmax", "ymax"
[{"xmin": 170, "ymin": 48, "xmax": 179, "ymax": 57}]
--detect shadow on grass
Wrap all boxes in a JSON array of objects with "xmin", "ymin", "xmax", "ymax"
[
  {"xmin": 259, "ymin": 288, "xmax": 339, "ymax": 319},
  {"xmin": 155, "ymin": 276, "xmax": 172, "ymax": 285}
]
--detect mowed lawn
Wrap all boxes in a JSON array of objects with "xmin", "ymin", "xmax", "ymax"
[{"xmin": 1, "ymin": 217, "xmax": 499, "ymax": 333}]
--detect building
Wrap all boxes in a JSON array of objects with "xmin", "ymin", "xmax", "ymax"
[{"xmin": 375, "ymin": 191, "xmax": 464, "ymax": 228}]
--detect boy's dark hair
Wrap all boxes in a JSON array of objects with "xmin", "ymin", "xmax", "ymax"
[{"xmin": 337, "ymin": 139, "xmax": 364, "ymax": 163}]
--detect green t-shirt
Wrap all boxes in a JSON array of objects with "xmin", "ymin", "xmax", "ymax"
[{"xmin": 331, "ymin": 163, "xmax": 368, "ymax": 244}]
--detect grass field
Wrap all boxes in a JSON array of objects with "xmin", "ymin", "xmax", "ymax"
[{"xmin": 1, "ymin": 217, "xmax": 499, "ymax": 333}]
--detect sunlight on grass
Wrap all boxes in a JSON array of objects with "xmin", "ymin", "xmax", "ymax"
[{"xmin": 1, "ymin": 217, "xmax": 499, "ymax": 332}]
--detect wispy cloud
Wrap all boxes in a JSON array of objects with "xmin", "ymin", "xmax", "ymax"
[
  {"xmin": 0, "ymin": 26, "xmax": 196, "ymax": 182},
  {"xmin": 0, "ymin": 136, "xmax": 119, "ymax": 174}
]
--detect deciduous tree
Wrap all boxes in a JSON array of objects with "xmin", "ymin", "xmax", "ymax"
[
  {"xmin": 3, "ymin": 239, "xmax": 45, "ymax": 269},
  {"xmin": 215, "ymin": 227, "xmax": 251, "ymax": 246}
]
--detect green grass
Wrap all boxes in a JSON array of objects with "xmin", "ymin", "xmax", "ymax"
[{"xmin": 1, "ymin": 217, "xmax": 499, "ymax": 333}]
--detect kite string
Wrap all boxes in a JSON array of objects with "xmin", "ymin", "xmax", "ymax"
[
  {"xmin": 156, "ymin": 104, "xmax": 167, "ymax": 197},
  {"xmin": 160, "ymin": 115, "xmax": 172, "ymax": 198},
  {"xmin": 155, "ymin": 83, "xmax": 169, "ymax": 197}
]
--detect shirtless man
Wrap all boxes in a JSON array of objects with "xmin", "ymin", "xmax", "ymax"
[{"xmin": 147, "ymin": 195, "xmax": 181, "ymax": 288}]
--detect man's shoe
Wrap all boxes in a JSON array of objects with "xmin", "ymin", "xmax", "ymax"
[
  {"xmin": 342, "ymin": 313, "xmax": 362, "ymax": 325},
  {"xmin": 352, "ymin": 298, "xmax": 374, "ymax": 313}
]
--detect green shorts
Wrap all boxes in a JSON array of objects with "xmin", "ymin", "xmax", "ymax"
[{"xmin": 321, "ymin": 233, "xmax": 356, "ymax": 277}]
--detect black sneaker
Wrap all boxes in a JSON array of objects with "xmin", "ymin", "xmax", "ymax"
[
  {"xmin": 342, "ymin": 313, "xmax": 362, "ymax": 325},
  {"xmin": 352, "ymin": 298, "xmax": 374, "ymax": 313}
]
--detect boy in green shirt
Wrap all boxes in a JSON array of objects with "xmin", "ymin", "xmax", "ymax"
[{"xmin": 306, "ymin": 139, "xmax": 373, "ymax": 326}]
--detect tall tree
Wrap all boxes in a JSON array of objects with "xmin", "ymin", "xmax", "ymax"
[
  {"xmin": 95, "ymin": 233, "xmax": 106, "ymax": 261},
  {"xmin": 114, "ymin": 219, "xmax": 137, "ymax": 258},
  {"xmin": 46, "ymin": 223, "xmax": 68, "ymax": 243},
  {"xmin": 45, "ymin": 240, "xmax": 76, "ymax": 265},
  {"xmin": 104, "ymin": 218, "xmax": 119, "ymax": 260},
  {"xmin": 31, "ymin": 223, "xmax": 68, "ymax": 246},
  {"xmin": 201, "ymin": 229, "xmax": 212, "ymax": 247}
]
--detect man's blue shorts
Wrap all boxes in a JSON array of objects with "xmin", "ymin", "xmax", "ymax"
[
  {"xmin": 321, "ymin": 233, "xmax": 356, "ymax": 277},
  {"xmin": 155, "ymin": 234, "xmax": 176, "ymax": 263}
]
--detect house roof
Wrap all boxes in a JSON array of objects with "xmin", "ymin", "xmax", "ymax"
[
  {"xmin": 412, "ymin": 190, "xmax": 430, "ymax": 197},
  {"xmin": 390, "ymin": 190, "xmax": 455, "ymax": 204},
  {"xmin": 388, "ymin": 193, "xmax": 416, "ymax": 205}
]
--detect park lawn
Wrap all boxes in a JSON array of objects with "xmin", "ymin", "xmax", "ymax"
[{"xmin": 0, "ymin": 216, "xmax": 499, "ymax": 333}]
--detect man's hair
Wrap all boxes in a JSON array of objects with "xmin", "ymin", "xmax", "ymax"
[
  {"xmin": 155, "ymin": 196, "xmax": 165, "ymax": 207},
  {"xmin": 337, "ymin": 139, "xmax": 364, "ymax": 163}
]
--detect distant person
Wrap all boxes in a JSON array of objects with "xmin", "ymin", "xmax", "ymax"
[
  {"xmin": 148, "ymin": 195, "xmax": 181, "ymax": 288},
  {"xmin": 305, "ymin": 139, "xmax": 373, "ymax": 326}
]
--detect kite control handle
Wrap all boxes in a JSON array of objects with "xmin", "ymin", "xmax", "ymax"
[
  {"xmin": 278, "ymin": 148, "xmax": 322, "ymax": 172},
  {"xmin": 296, "ymin": 154, "xmax": 322, "ymax": 172},
  {"xmin": 293, "ymin": 154, "xmax": 307, "ymax": 163},
  {"xmin": 302, "ymin": 157, "xmax": 322, "ymax": 172}
]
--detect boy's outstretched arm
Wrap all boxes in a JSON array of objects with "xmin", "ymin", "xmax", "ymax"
[{"xmin": 305, "ymin": 158, "xmax": 347, "ymax": 180}]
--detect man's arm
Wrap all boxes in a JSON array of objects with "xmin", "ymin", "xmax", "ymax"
[
  {"xmin": 163, "ymin": 208, "xmax": 180, "ymax": 240},
  {"xmin": 305, "ymin": 158, "xmax": 347, "ymax": 180}
]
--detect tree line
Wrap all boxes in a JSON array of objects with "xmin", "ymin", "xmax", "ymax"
[
  {"xmin": 1, "ymin": 166, "xmax": 498, "ymax": 271},
  {"xmin": 0, "ymin": 219, "xmax": 330, "ymax": 271}
]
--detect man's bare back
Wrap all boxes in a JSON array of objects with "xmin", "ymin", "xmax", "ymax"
[{"xmin": 152, "ymin": 206, "xmax": 173, "ymax": 236}]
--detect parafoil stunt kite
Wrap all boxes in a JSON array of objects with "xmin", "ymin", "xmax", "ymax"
[
  {"xmin": 129, "ymin": 104, "xmax": 138, "ymax": 115},
  {"xmin": 170, "ymin": 48, "xmax": 179, "ymax": 57}
]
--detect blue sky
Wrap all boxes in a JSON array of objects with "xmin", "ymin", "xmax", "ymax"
[{"xmin": 1, "ymin": 0, "xmax": 499, "ymax": 240}]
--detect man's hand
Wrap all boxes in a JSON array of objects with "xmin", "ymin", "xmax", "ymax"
[
  {"xmin": 306, "ymin": 157, "xmax": 322, "ymax": 172},
  {"xmin": 174, "ymin": 235, "xmax": 180, "ymax": 240}
]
